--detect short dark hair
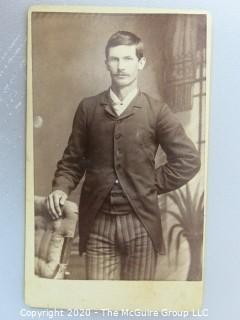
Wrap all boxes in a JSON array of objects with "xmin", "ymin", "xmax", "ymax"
[{"xmin": 105, "ymin": 31, "xmax": 144, "ymax": 60}]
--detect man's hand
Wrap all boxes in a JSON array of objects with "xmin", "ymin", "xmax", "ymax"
[{"xmin": 47, "ymin": 190, "xmax": 68, "ymax": 220}]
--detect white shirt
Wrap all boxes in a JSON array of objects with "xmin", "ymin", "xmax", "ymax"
[{"xmin": 109, "ymin": 87, "xmax": 139, "ymax": 116}]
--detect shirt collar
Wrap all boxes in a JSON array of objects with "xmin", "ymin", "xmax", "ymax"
[
  {"xmin": 109, "ymin": 87, "xmax": 139, "ymax": 107},
  {"xmin": 99, "ymin": 89, "xmax": 147, "ymax": 110}
]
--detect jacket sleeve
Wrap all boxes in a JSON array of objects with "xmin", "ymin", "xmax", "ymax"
[
  {"xmin": 155, "ymin": 103, "xmax": 201, "ymax": 194},
  {"xmin": 52, "ymin": 100, "xmax": 88, "ymax": 195}
]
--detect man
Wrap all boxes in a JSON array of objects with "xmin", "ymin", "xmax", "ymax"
[{"xmin": 47, "ymin": 31, "xmax": 200, "ymax": 280}]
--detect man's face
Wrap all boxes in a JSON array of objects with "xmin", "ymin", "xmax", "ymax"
[{"xmin": 105, "ymin": 45, "xmax": 146, "ymax": 88}]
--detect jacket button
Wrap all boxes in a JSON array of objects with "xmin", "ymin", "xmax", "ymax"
[
  {"xmin": 115, "ymin": 133, "xmax": 121, "ymax": 139},
  {"xmin": 116, "ymin": 164, "xmax": 121, "ymax": 169}
]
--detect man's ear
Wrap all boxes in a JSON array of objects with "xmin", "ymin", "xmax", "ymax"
[
  {"xmin": 138, "ymin": 57, "xmax": 146, "ymax": 70},
  {"xmin": 105, "ymin": 60, "xmax": 110, "ymax": 72}
]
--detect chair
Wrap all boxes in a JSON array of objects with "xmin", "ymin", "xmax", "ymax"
[{"xmin": 34, "ymin": 196, "xmax": 78, "ymax": 279}]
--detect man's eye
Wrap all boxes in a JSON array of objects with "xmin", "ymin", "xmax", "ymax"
[
  {"xmin": 125, "ymin": 57, "xmax": 133, "ymax": 61},
  {"xmin": 109, "ymin": 58, "xmax": 118, "ymax": 63}
]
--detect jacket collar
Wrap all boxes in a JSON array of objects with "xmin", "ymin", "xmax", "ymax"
[{"xmin": 99, "ymin": 89, "xmax": 148, "ymax": 120}]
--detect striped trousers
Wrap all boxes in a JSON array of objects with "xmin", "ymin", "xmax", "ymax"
[{"xmin": 86, "ymin": 210, "xmax": 157, "ymax": 280}]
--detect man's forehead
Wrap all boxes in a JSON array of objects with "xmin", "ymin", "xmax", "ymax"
[{"xmin": 108, "ymin": 45, "xmax": 137, "ymax": 57}]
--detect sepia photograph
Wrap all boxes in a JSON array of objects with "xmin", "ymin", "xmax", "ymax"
[{"xmin": 26, "ymin": 6, "xmax": 210, "ymax": 309}]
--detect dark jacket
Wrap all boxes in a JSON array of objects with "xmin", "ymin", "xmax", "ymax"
[{"xmin": 52, "ymin": 90, "xmax": 201, "ymax": 254}]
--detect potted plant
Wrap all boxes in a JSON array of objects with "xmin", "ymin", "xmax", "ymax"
[{"xmin": 165, "ymin": 183, "xmax": 204, "ymax": 280}]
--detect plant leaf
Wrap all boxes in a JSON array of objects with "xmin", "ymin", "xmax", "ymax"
[
  {"xmin": 183, "ymin": 184, "xmax": 195, "ymax": 226},
  {"xmin": 193, "ymin": 183, "xmax": 201, "ymax": 211},
  {"xmin": 167, "ymin": 191, "xmax": 187, "ymax": 219},
  {"xmin": 167, "ymin": 223, "xmax": 182, "ymax": 253},
  {"xmin": 177, "ymin": 185, "xmax": 193, "ymax": 224},
  {"xmin": 165, "ymin": 210, "xmax": 184, "ymax": 226},
  {"xmin": 195, "ymin": 192, "xmax": 204, "ymax": 228},
  {"xmin": 175, "ymin": 230, "xmax": 185, "ymax": 266}
]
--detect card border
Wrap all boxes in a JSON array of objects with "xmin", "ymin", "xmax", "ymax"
[{"xmin": 25, "ymin": 5, "xmax": 211, "ymax": 310}]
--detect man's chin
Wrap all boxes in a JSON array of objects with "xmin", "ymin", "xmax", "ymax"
[{"xmin": 113, "ymin": 78, "xmax": 131, "ymax": 87}]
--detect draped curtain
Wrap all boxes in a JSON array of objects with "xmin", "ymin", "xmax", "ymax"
[{"xmin": 163, "ymin": 15, "xmax": 198, "ymax": 112}]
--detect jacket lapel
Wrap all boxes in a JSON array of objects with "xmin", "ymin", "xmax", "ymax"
[
  {"xmin": 100, "ymin": 91, "xmax": 117, "ymax": 118},
  {"xmin": 100, "ymin": 90, "xmax": 147, "ymax": 120}
]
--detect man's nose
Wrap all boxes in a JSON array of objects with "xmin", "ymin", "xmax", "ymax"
[{"xmin": 117, "ymin": 59, "xmax": 126, "ymax": 71}]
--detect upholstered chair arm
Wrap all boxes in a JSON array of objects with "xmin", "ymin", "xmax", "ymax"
[{"xmin": 34, "ymin": 196, "xmax": 78, "ymax": 279}]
